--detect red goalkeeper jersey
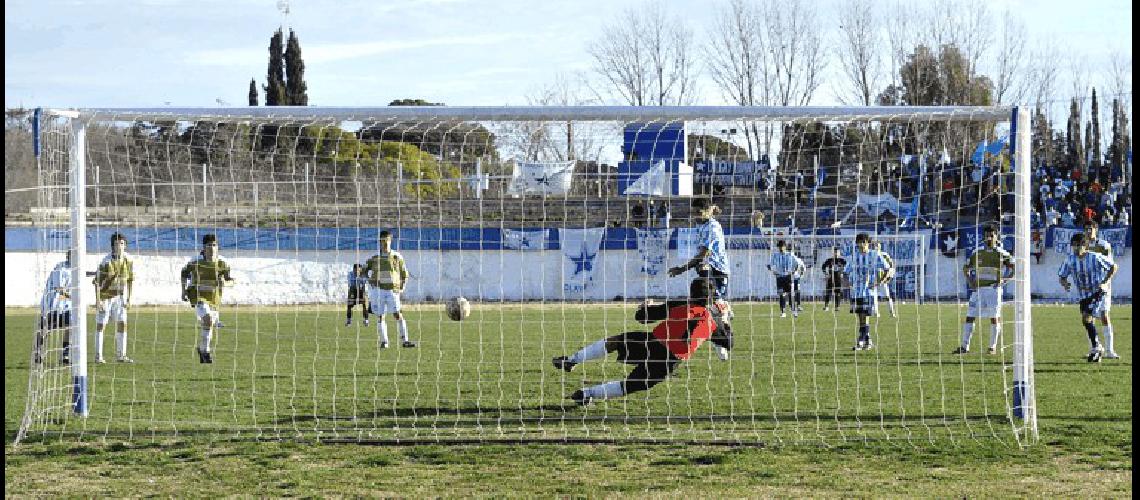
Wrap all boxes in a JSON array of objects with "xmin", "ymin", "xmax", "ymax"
[{"xmin": 649, "ymin": 304, "xmax": 715, "ymax": 361}]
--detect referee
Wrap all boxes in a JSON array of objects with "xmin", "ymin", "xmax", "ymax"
[{"xmin": 768, "ymin": 240, "xmax": 805, "ymax": 318}]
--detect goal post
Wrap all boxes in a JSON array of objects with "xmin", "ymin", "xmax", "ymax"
[{"xmin": 14, "ymin": 105, "xmax": 1036, "ymax": 446}]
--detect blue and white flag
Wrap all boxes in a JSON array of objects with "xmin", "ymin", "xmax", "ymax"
[
  {"xmin": 507, "ymin": 160, "xmax": 575, "ymax": 195},
  {"xmin": 625, "ymin": 160, "xmax": 671, "ymax": 196},
  {"xmin": 1052, "ymin": 227, "xmax": 1127, "ymax": 257},
  {"xmin": 636, "ymin": 228, "xmax": 671, "ymax": 277},
  {"xmin": 856, "ymin": 192, "xmax": 919, "ymax": 218},
  {"xmin": 560, "ymin": 227, "xmax": 605, "ymax": 293},
  {"xmin": 502, "ymin": 228, "xmax": 547, "ymax": 250}
]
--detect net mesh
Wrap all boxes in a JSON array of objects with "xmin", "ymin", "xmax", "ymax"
[{"xmin": 14, "ymin": 106, "xmax": 1034, "ymax": 446}]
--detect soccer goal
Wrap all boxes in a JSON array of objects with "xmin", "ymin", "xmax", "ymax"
[{"xmin": 14, "ymin": 105, "xmax": 1036, "ymax": 446}]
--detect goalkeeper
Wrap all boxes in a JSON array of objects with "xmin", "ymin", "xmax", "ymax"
[
  {"xmin": 180, "ymin": 234, "xmax": 234, "ymax": 364},
  {"xmin": 551, "ymin": 278, "xmax": 732, "ymax": 405}
]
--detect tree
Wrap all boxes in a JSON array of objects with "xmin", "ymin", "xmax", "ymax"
[
  {"xmin": 880, "ymin": 44, "xmax": 994, "ymax": 107},
  {"xmin": 587, "ymin": 2, "xmax": 697, "ymax": 106},
  {"xmin": 284, "ymin": 29, "xmax": 308, "ymax": 106},
  {"xmin": 763, "ymin": 0, "xmax": 825, "ymax": 107},
  {"xmin": 1067, "ymin": 98, "xmax": 1085, "ymax": 174},
  {"xmin": 264, "ymin": 29, "xmax": 285, "ymax": 106},
  {"xmin": 248, "ymin": 79, "xmax": 258, "ymax": 106},
  {"xmin": 388, "ymin": 98, "xmax": 443, "ymax": 106},
  {"xmin": 993, "ymin": 9, "xmax": 1027, "ymax": 105},
  {"xmin": 1090, "ymin": 88, "xmax": 1102, "ymax": 170},
  {"xmin": 706, "ymin": 0, "xmax": 771, "ymax": 159},
  {"xmin": 835, "ymin": 0, "xmax": 882, "ymax": 106}
]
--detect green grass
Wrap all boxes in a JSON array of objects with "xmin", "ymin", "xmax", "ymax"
[{"xmin": 5, "ymin": 303, "xmax": 1132, "ymax": 496}]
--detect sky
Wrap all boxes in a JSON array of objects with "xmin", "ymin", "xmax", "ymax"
[{"xmin": 3, "ymin": 0, "xmax": 1133, "ymax": 111}]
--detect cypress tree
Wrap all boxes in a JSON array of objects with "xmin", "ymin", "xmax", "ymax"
[
  {"xmin": 264, "ymin": 29, "xmax": 285, "ymax": 106},
  {"xmin": 284, "ymin": 29, "xmax": 308, "ymax": 106},
  {"xmin": 248, "ymin": 79, "xmax": 259, "ymax": 106}
]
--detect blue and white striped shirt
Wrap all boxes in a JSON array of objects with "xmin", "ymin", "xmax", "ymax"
[
  {"xmin": 1058, "ymin": 251, "xmax": 1114, "ymax": 300},
  {"xmin": 348, "ymin": 270, "xmax": 367, "ymax": 289},
  {"xmin": 844, "ymin": 249, "xmax": 891, "ymax": 299},
  {"xmin": 40, "ymin": 260, "xmax": 73, "ymax": 315},
  {"xmin": 697, "ymin": 218, "xmax": 729, "ymax": 275},
  {"xmin": 769, "ymin": 251, "xmax": 804, "ymax": 277}
]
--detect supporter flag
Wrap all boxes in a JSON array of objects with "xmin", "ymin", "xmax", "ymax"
[{"xmin": 507, "ymin": 160, "xmax": 575, "ymax": 195}]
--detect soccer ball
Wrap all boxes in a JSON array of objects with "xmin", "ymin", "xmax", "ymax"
[{"xmin": 446, "ymin": 296, "xmax": 471, "ymax": 321}]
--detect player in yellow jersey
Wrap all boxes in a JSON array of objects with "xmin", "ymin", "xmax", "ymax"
[
  {"xmin": 954, "ymin": 226, "xmax": 1014, "ymax": 355},
  {"xmin": 93, "ymin": 232, "xmax": 135, "ymax": 363},
  {"xmin": 364, "ymin": 230, "xmax": 416, "ymax": 348},
  {"xmin": 181, "ymin": 234, "xmax": 234, "ymax": 364}
]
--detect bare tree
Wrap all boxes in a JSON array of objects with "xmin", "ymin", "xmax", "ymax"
[
  {"xmin": 835, "ymin": 0, "xmax": 882, "ymax": 106},
  {"xmin": 763, "ymin": 0, "xmax": 826, "ymax": 107},
  {"xmin": 922, "ymin": 0, "xmax": 992, "ymax": 74},
  {"xmin": 885, "ymin": 1, "xmax": 919, "ymax": 85},
  {"xmin": 1069, "ymin": 52, "xmax": 1091, "ymax": 110},
  {"xmin": 1104, "ymin": 48, "xmax": 1132, "ymax": 118},
  {"xmin": 1025, "ymin": 39, "xmax": 1060, "ymax": 120},
  {"xmin": 508, "ymin": 72, "xmax": 610, "ymax": 163},
  {"xmin": 588, "ymin": 2, "xmax": 698, "ymax": 106},
  {"xmin": 706, "ymin": 0, "xmax": 771, "ymax": 158},
  {"xmin": 993, "ymin": 9, "xmax": 1028, "ymax": 105}
]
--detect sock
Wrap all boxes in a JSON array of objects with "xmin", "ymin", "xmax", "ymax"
[
  {"xmin": 115, "ymin": 330, "xmax": 126, "ymax": 358},
  {"xmin": 989, "ymin": 324, "xmax": 1001, "ymax": 350},
  {"xmin": 95, "ymin": 327, "xmax": 105, "ymax": 358},
  {"xmin": 378, "ymin": 321, "xmax": 389, "ymax": 344},
  {"xmin": 199, "ymin": 327, "xmax": 212, "ymax": 353},
  {"xmin": 347, "ymin": 305, "xmax": 353, "ymax": 321},
  {"xmin": 1104, "ymin": 325, "xmax": 1114, "ymax": 353},
  {"xmin": 858, "ymin": 324, "xmax": 870, "ymax": 344},
  {"xmin": 1084, "ymin": 322, "xmax": 1099, "ymax": 349},
  {"xmin": 583, "ymin": 381, "xmax": 625, "ymax": 400},
  {"xmin": 569, "ymin": 339, "xmax": 608, "ymax": 364},
  {"xmin": 397, "ymin": 318, "xmax": 409, "ymax": 342},
  {"xmin": 961, "ymin": 323, "xmax": 975, "ymax": 350},
  {"xmin": 779, "ymin": 294, "xmax": 786, "ymax": 312}
]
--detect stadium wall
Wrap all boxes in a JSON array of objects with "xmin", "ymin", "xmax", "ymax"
[{"xmin": 5, "ymin": 248, "xmax": 1131, "ymax": 306}]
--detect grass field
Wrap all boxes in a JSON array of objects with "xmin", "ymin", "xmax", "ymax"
[{"xmin": 5, "ymin": 303, "xmax": 1132, "ymax": 496}]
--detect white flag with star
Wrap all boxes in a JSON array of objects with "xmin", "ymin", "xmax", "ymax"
[
  {"xmin": 506, "ymin": 160, "xmax": 575, "ymax": 195},
  {"xmin": 560, "ymin": 227, "xmax": 606, "ymax": 294}
]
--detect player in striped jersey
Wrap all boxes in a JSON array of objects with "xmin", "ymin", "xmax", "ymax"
[
  {"xmin": 92, "ymin": 232, "xmax": 135, "ymax": 363},
  {"xmin": 365, "ymin": 230, "xmax": 416, "ymax": 348},
  {"xmin": 768, "ymin": 240, "xmax": 805, "ymax": 318},
  {"xmin": 844, "ymin": 233, "xmax": 892, "ymax": 350},
  {"xmin": 669, "ymin": 198, "xmax": 730, "ymax": 299},
  {"xmin": 1058, "ymin": 233, "xmax": 1119, "ymax": 362},
  {"xmin": 550, "ymin": 278, "xmax": 731, "ymax": 405},
  {"xmin": 345, "ymin": 264, "xmax": 370, "ymax": 327},
  {"xmin": 953, "ymin": 226, "xmax": 1014, "ymax": 355},
  {"xmin": 873, "ymin": 241, "xmax": 897, "ymax": 318},
  {"xmin": 181, "ymin": 234, "xmax": 234, "ymax": 364},
  {"xmin": 1083, "ymin": 220, "xmax": 1116, "ymax": 349},
  {"xmin": 36, "ymin": 250, "xmax": 74, "ymax": 365}
]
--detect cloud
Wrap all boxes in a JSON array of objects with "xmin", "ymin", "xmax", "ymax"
[{"xmin": 186, "ymin": 33, "xmax": 523, "ymax": 67}]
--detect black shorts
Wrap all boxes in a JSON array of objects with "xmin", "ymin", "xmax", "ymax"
[
  {"xmin": 347, "ymin": 286, "xmax": 367, "ymax": 306},
  {"xmin": 612, "ymin": 331, "xmax": 680, "ymax": 384},
  {"xmin": 851, "ymin": 297, "xmax": 877, "ymax": 316},
  {"xmin": 39, "ymin": 311, "xmax": 71, "ymax": 330},
  {"xmin": 776, "ymin": 275, "xmax": 797, "ymax": 294}
]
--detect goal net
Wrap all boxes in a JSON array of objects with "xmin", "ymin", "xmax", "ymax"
[{"xmin": 14, "ymin": 106, "xmax": 1036, "ymax": 446}]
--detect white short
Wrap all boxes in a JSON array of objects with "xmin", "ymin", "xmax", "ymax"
[
  {"xmin": 95, "ymin": 296, "xmax": 128, "ymax": 324},
  {"xmin": 967, "ymin": 286, "xmax": 1002, "ymax": 318},
  {"xmin": 368, "ymin": 288, "xmax": 402, "ymax": 315},
  {"xmin": 195, "ymin": 301, "xmax": 220, "ymax": 325}
]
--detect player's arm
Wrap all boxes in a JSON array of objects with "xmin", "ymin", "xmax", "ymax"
[
  {"xmin": 125, "ymin": 260, "xmax": 134, "ymax": 307},
  {"xmin": 961, "ymin": 253, "xmax": 977, "ymax": 288},
  {"xmin": 1100, "ymin": 260, "xmax": 1118, "ymax": 291},
  {"xmin": 635, "ymin": 300, "xmax": 686, "ymax": 323},
  {"xmin": 670, "ymin": 247, "xmax": 709, "ymax": 277},
  {"xmin": 1056, "ymin": 259, "xmax": 1072, "ymax": 291},
  {"xmin": 795, "ymin": 256, "xmax": 806, "ymax": 278},
  {"xmin": 399, "ymin": 256, "xmax": 409, "ymax": 293},
  {"xmin": 180, "ymin": 262, "xmax": 193, "ymax": 301}
]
